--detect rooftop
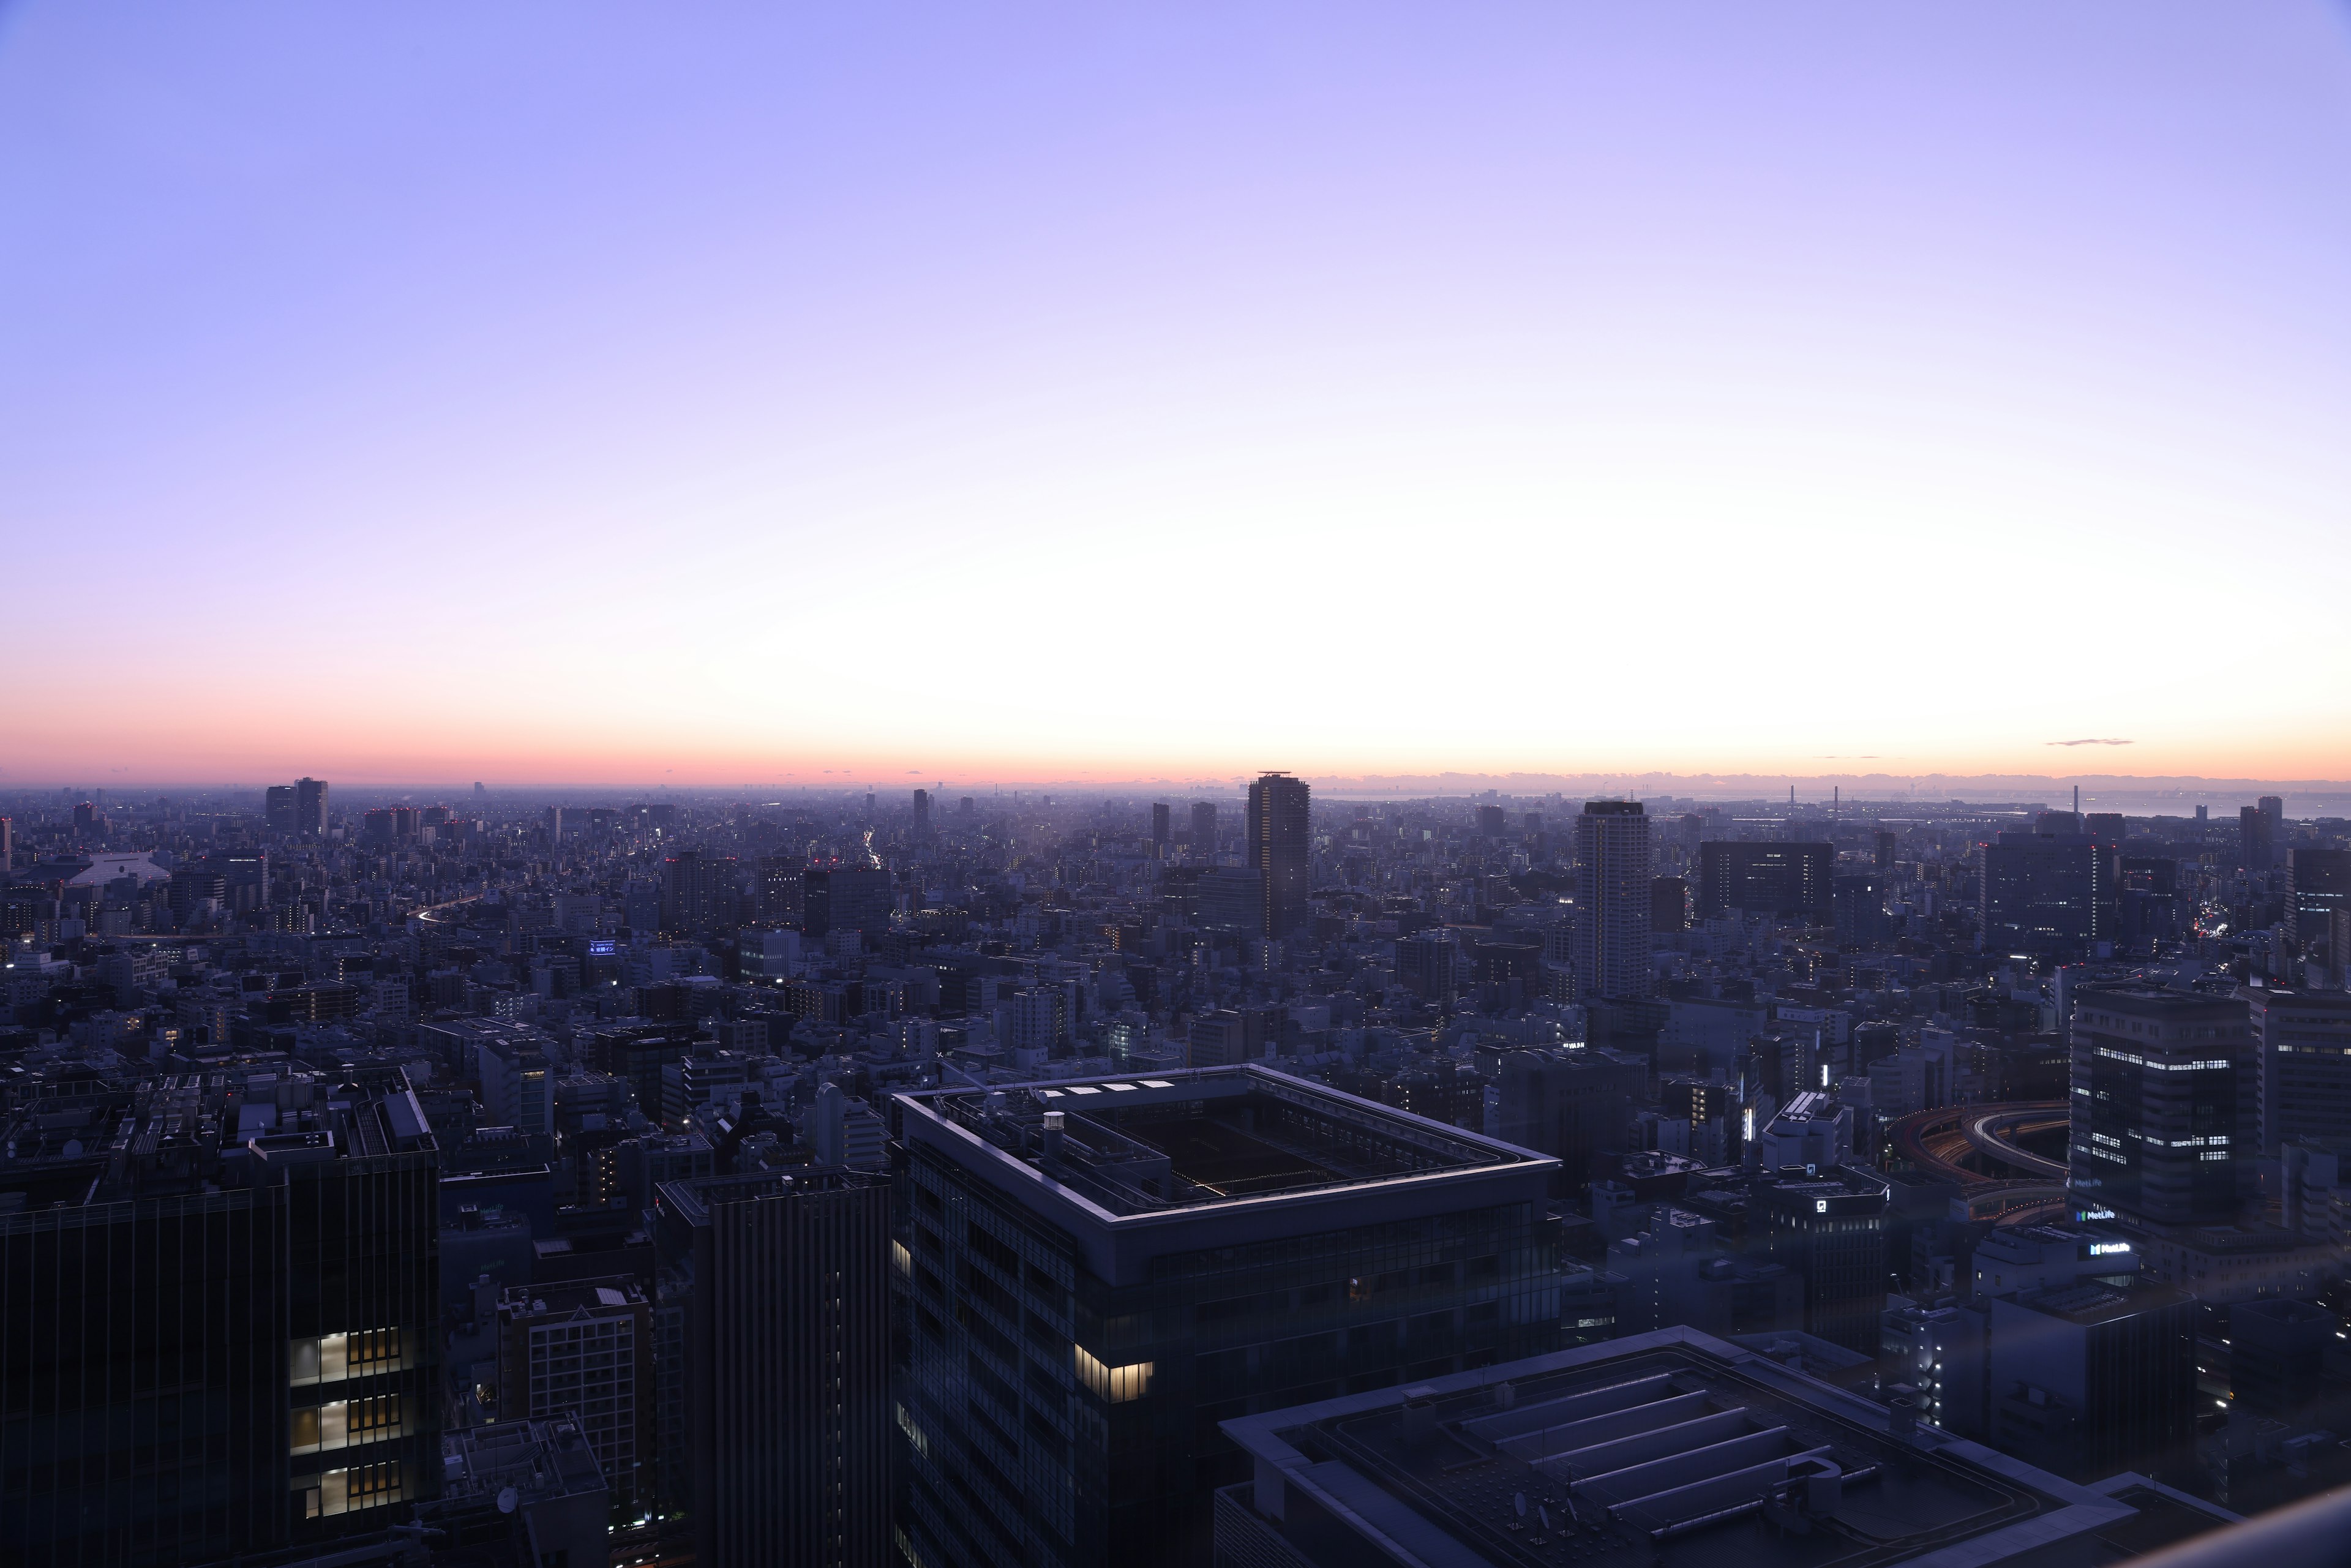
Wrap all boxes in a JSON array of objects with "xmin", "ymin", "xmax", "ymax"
[
  {"xmin": 902, "ymin": 1064, "xmax": 1548, "ymax": 1218},
  {"xmin": 1219, "ymin": 1328, "xmax": 2139, "ymax": 1568}
]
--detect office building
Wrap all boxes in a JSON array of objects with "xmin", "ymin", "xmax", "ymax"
[
  {"xmin": 893, "ymin": 1066, "xmax": 1559, "ymax": 1567},
  {"xmin": 1696, "ymin": 840, "xmax": 1834, "ymax": 923},
  {"xmin": 1194, "ymin": 866, "xmax": 1267, "ymax": 936},
  {"xmin": 2069, "ymin": 985, "xmax": 2254, "ymax": 1230},
  {"xmin": 1151, "ymin": 801, "xmax": 1170, "ymax": 849},
  {"xmin": 2241, "ymin": 805, "xmax": 2275, "ymax": 873},
  {"xmin": 1476, "ymin": 803, "xmax": 1508, "ymax": 838},
  {"xmin": 1648, "ymin": 875, "xmax": 1686, "ymax": 934},
  {"xmin": 804, "ymin": 865, "xmax": 893, "ymax": 938},
  {"xmin": 1217, "ymin": 1327, "xmax": 2161, "ymax": 1568},
  {"xmin": 1755, "ymin": 1165, "xmax": 1889, "ymax": 1353},
  {"xmin": 660, "ymin": 849, "xmax": 739, "ymax": 933},
  {"xmin": 1246, "ymin": 771, "xmax": 1312, "ymax": 936},
  {"xmin": 1753, "ymin": 1091, "xmax": 1853, "ymax": 1173},
  {"xmin": 0, "ymin": 1070, "xmax": 440, "ymax": 1566},
  {"xmin": 757, "ymin": 854, "xmax": 806, "ymax": 922},
  {"xmin": 1496, "ymin": 1046, "xmax": 1645, "ymax": 1195},
  {"xmin": 1988, "ymin": 1283, "xmax": 2196, "ymax": 1481},
  {"xmin": 497, "ymin": 1279, "xmax": 653, "ymax": 1525},
  {"xmin": 912, "ymin": 787, "xmax": 932, "ymax": 838},
  {"xmin": 1980, "ymin": 831, "xmax": 2114, "ymax": 955},
  {"xmin": 266, "ymin": 783, "xmax": 299, "ymax": 834},
  {"xmin": 296, "ymin": 775, "xmax": 330, "ymax": 836},
  {"xmin": 1191, "ymin": 800, "xmax": 1217, "ymax": 855},
  {"xmin": 2286, "ymin": 847, "xmax": 2351, "ymax": 938},
  {"xmin": 1573, "ymin": 801, "xmax": 1651, "ymax": 1003},
  {"xmin": 2251, "ymin": 988, "xmax": 2351, "ymax": 1158},
  {"xmin": 1832, "ymin": 872, "xmax": 1892, "ymax": 946},
  {"xmin": 655, "ymin": 1169, "xmax": 893, "ymax": 1568}
]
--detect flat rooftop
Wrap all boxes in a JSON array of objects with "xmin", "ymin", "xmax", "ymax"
[
  {"xmin": 1220, "ymin": 1329, "xmax": 2139, "ymax": 1568},
  {"xmin": 896, "ymin": 1067, "xmax": 1558, "ymax": 1286},
  {"xmin": 907, "ymin": 1065, "xmax": 1545, "ymax": 1217}
]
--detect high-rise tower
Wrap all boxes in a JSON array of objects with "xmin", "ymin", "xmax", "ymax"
[
  {"xmin": 1574, "ymin": 800, "xmax": 1652, "ymax": 1002},
  {"xmin": 1245, "ymin": 772, "xmax": 1311, "ymax": 937}
]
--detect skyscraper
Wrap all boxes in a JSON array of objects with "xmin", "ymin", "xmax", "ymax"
[
  {"xmin": 1979, "ymin": 831, "xmax": 2113, "ymax": 955},
  {"xmin": 912, "ymin": 787, "xmax": 931, "ymax": 838},
  {"xmin": 1150, "ymin": 801, "xmax": 1169, "ymax": 850},
  {"xmin": 654, "ymin": 1169, "xmax": 893, "ymax": 1568},
  {"xmin": 1695, "ymin": 840, "xmax": 1834, "ymax": 922},
  {"xmin": 265, "ymin": 784, "xmax": 299, "ymax": 834},
  {"xmin": 2241, "ymin": 804, "xmax": 2275, "ymax": 872},
  {"xmin": 1574, "ymin": 800, "xmax": 1652, "ymax": 1002},
  {"xmin": 0, "ymin": 1070, "xmax": 440, "ymax": 1566},
  {"xmin": 1190, "ymin": 800, "xmax": 1217, "ymax": 856},
  {"xmin": 1245, "ymin": 771, "xmax": 1311, "ymax": 937},
  {"xmin": 2068, "ymin": 986, "xmax": 2254, "ymax": 1230},
  {"xmin": 295, "ymin": 776, "xmax": 329, "ymax": 836}
]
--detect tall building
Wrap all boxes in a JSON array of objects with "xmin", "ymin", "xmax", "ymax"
[
  {"xmin": 1574, "ymin": 801, "xmax": 1652, "ymax": 1002},
  {"xmin": 654, "ymin": 1169, "xmax": 893, "ymax": 1568},
  {"xmin": 1754, "ymin": 1165, "xmax": 1889, "ymax": 1353},
  {"xmin": 2241, "ymin": 804, "xmax": 2275, "ymax": 872},
  {"xmin": 1832, "ymin": 872, "xmax": 1892, "ymax": 945},
  {"xmin": 2068, "ymin": 985, "xmax": 2254, "ymax": 1230},
  {"xmin": 803, "ymin": 865, "xmax": 893, "ymax": 938},
  {"xmin": 295, "ymin": 775, "xmax": 329, "ymax": 836},
  {"xmin": 912, "ymin": 788, "xmax": 932, "ymax": 838},
  {"xmin": 0, "ymin": 1070, "xmax": 440, "ymax": 1567},
  {"xmin": 1497, "ymin": 1046, "xmax": 1646, "ymax": 1195},
  {"xmin": 1190, "ymin": 800, "xmax": 1217, "ymax": 856},
  {"xmin": 1245, "ymin": 771, "xmax": 1311, "ymax": 937},
  {"xmin": 1695, "ymin": 840, "xmax": 1834, "ymax": 922},
  {"xmin": 497, "ymin": 1278, "xmax": 653, "ymax": 1526},
  {"xmin": 893, "ymin": 1067, "xmax": 1559, "ymax": 1567},
  {"xmin": 1979, "ymin": 831, "xmax": 2113, "ymax": 955},
  {"xmin": 265, "ymin": 783, "xmax": 299, "ymax": 834},
  {"xmin": 2286, "ymin": 847, "xmax": 2351, "ymax": 939},
  {"xmin": 2251, "ymin": 988, "xmax": 2351, "ymax": 1158},
  {"xmin": 660, "ymin": 849, "xmax": 740, "ymax": 934},
  {"xmin": 1150, "ymin": 801, "xmax": 1170, "ymax": 850},
  {"xmin": 756, "ymin": 855, "xmax": 806, "ymax": 923}
]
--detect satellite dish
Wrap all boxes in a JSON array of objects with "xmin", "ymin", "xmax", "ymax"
[
  {"xmin": 496, "ymin": 1487, "xmax": 519, "ymax": 1515},
  {"xmin": 1539, "ymin": 1504, "xmax": 1553, "ymax": 1532},
  {"xmin": 1515, "ymin": 1491, "xmax": 1526, "ymax": 1518}
]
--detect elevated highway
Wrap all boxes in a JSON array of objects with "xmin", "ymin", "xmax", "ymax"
[{"xmin": 1886, "ymin": 1098, "xmax": 2072, "ymax": 1225}]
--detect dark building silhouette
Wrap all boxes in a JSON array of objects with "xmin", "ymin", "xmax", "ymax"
[
  {"xmin": 1498, "ymin": 1047, "xmax": 1646, "ymax": 1195},
  {"xmin": 0, "ymin": 1071, "xmax": 440, "ymax": 1567},
  {"xmin": 1754, "ymin": 1165, "xmax": 1889, "ymax": 1353},
  {"xmin": 893, "ymin": 1067, "xmax": 1558, "ymax": 1568},
  {"xmin": 1245, "ymin": 772, "xmax": 1311, "ymax": 936},
  {"xmin": 1989, "ymin": 1283, "xmax": 2197, "ymax": 1481},
  {"xmin": 756, "ymin": 854, "xmax": 806, "ymax": 923},
  {"xmin": 804, "ymin": 865, "xmax": 892, "ymax": 939},
  {"xmin": 1696, "ymin": 840, "xmax": 1834, "ymax": 922},
  {"xmin": 2241, "ymin": 804, "xmax": 2275, "ymax": 872},
  {"xmin": 295, "ymin": 775, "xmax": 330, "ymax": 836},
  {"xmin": 2251, "ymin": 987, "xmax": 2351, "ymax": 1158},
  {"xmin": 655, "ymin": 1168, "xmax": 894, "ymax": 1568},
  {"xmin": 1575, "ymin": 801, "xmax": 1651, "ymax": 1002},
  {"xmin": 265, "ymin": 783, "xmax": 298, "ymax": 834},
  {"xmin": 912, "ymin": 788, "xmax": 932, "ymax": 838},
  {"xmin": 1649, "ymin": 875, "xmax": 1687, "ymax": 934},
  {"xmin": 1979, "ymin": 831, "xmax": 2113, "ymax": 955},
  {"xmin": 660, "ymin": 849, "xmax": 740, "ymax": 933},
  {"xmin": 2287, "ymin": 847, "xmax": 2351, "ymax": 939},
  {"xmin": 1832, "ymin": 872, "xmax": 1892, "ymax": 946},
  {"xmin": 1150, "ymin": 801, "xmax": 1170, "ymax": 849},
  {"xmin": 1190, "ymin": 800, "xmax": 1217, "ymax": 855},
  {"xmin": 2069, "ymin": 986, "xmax": 2254, "ymax": 1228}
]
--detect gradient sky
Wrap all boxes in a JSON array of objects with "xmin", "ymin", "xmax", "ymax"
[{"xmin": 5, "ymin": 4, "xmax": 2350, "ymax": 787}]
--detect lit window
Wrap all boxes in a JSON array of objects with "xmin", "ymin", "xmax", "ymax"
[{"xmin": 1073, "ymin": 1346, "xmax": 1153, "ymax": 1403}]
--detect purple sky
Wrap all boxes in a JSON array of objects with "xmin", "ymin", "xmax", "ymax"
[{"xmin": 5, "ymin": 4, "xmax": 2349, "ymax": 786}]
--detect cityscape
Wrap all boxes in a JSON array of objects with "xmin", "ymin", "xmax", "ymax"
[
  {"xmin": 8, "ymin": 776, "xmax": 2351, "ymax": 1566},
  {"xmin": 8, "ymin": 4, "xmax": 2351, "ymax": 1567}
]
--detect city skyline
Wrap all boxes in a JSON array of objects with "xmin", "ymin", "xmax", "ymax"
[{"xmin": 7, "ymin": 4, "xmax": 2351, "ymax": 784}]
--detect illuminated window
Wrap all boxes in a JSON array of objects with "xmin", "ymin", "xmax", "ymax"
[
  {"xmin": 291, "ymin": 1395, "xmax": 407, "ymax": 1454},
  {"xmin": 299, "ymin": 1461, "xmax": 407, "ymax": 1517},
  {"xmin": 1073, "ymin": 1346, "xmax": 1153, "ymax": 1403},
  {"xmin": 290, "ymin": 1330, "xmax": 411, "ymax": 1386}
]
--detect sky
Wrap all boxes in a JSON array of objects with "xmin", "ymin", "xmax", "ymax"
[{"xmin": 4, "ymin": 3, "xmax": 2350, "ymax": 789}]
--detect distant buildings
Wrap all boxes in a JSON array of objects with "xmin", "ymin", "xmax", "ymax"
[
  {"xmin": 1697, "ymin": 839, "xmax": 1833, "ymax": 922},
  {"xmin": 2069, "ymin": 985, "xmax": 2254, "ymax": 1231}
]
